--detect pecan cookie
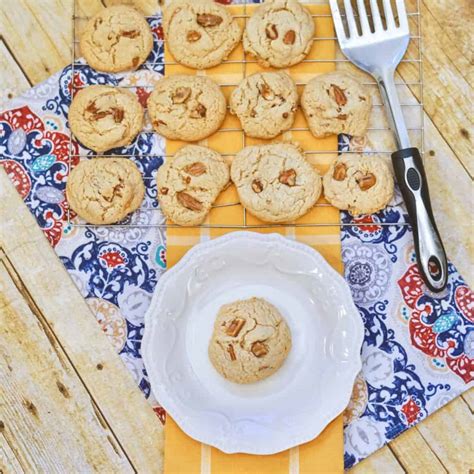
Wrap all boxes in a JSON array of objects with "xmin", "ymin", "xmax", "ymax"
[
  {"xmin": 156, "ymin": 145, "xmax": 230, "ymax": 226},
  {"xmin": 302, "ymin": 72, "xmax": 372, "ymax": 138},
  {"xmin": 69, "ymin": 85, "xmax": 144, "ymax": 153},
  {"xmin": 67, "ymin": 158, "xmax": 145, "ymax": 225},
  {"xmin": 80, "ymin": 6, "xmax": 153, "ymax": 73},
  {"xmin": 231, "ymin": 143, "xmax": 321, "ymax": 223},
  {"xmin": 243, "ymin": 0, "xmax": 314, "ymax": 68},
  {"xmin": 148, "ymin": 75, "xmax": 226, "ymax": 142},
  {"xmin": 163, "ymin": 0, "xmax": 242, "ymax": 69},
  {"xmin": 208, "ymin": 297, "xmax": 292, "ymax": 384},
  {"xmin": 323, "ymin": 154, "xmax": 394, "ymax": 215},
  {"xmin": 230, "ymin": 72, "xmax": 298, "ymax": 139}
]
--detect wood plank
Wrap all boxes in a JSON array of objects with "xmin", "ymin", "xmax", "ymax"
[
  {"xmin": 462, "ymin": 387, "xmax": 474, "ymax": 412},
  {"xmin": 415, "ymin": 397, "xmax": 474, "ymax": 473},
  {"xmin": 102, "ymin": 0, "xmax": 161, "ymax": 15},
  {"xmin": 0, "ymin": 168, "xmax": 164, "ymax": 473},
  {"xmin": 0, "ymin": 257, "xmax": 133, "ymax": 473},
  {"xmin": 0, "ymin": 436, "xmax": 25, "ymax": 474},
  {"xmin": 349, "ymin": 446, "xmax": 405, "ymax": 474}
]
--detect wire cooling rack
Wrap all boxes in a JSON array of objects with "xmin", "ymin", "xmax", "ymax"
[{"xmin": 68, "ymin": 0, "xmax": 424, "ymax": 229}]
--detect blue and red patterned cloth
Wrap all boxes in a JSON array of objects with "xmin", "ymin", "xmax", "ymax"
[{"xmin": 0, "ymin": 5, "xmax": 472, "ymax": 468}]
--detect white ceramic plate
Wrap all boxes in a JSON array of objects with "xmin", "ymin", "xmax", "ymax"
[{"xmin": 143, "ymin": 232, "xmax": 363, "ymax": 455}]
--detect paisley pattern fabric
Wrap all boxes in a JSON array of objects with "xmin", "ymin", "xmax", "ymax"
[{"xmin": 0, "ymin": 4, "xmax": 472, "ymax": 469}]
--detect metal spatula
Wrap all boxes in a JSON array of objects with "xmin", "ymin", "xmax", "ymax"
[{"xmin": 329, "ymin": 0, "xmax": 447, "ymax": 292}]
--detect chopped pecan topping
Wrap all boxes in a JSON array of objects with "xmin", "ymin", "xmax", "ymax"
[
  {"xmin": 186, "ymin": 30, "xmax": 201, "ymax": 42},
  {"xmin": 260, "ymin": 83, "xmax": 275, "ymax": 101},
  {"xmin": 112, "ymin": 108, "xmax": 124, "ymax": 123},
  {"xmin": 190, "ymin": 104, "xmax": 207, "ymax": 118},
  {"xmin": 333, "ymin": 162, "xmax": 347, "ymax": 181},
  {"xmin": 132, "ymin": 56, "xmax": 140, "ymax": 68},
  {"xmin": 160, "ymin": 187, "xmax": 169, "ymax": 195},
  {"xmin": 184, "ymin": 162, "xmax": 207, "ymax": 176},
  {"xmin": 86, "ymin": 101, "xmax": 98, "ymax": 114},
  {"xmin": 279, "ymin": 169, "xmax": 296, "ymax": 186},
  {"xmin": 283, "ymin": 30, "xmax": 296, "ymax": 45},
  {"xmin": 337, "ymin": 114, "xmax": 347, "ymax": 120},
  {"xmin": 172, "ymin": 87, "xmax": 192, "ymax": 104},
  {"xmin": 196, "ymin": 13, "xmax": 223, "ymax": 27},
  {"xmin": 251, "ymin": 341, "xmax": 268, "ymax": 358},
  {"xmin": 91, "ymin": 111, "xmax": 110, "ymax": 120},
  {"xmin": 356, "ymin": 173, "xmax": 376, "ymax": 191},
  {"xmin": 330, "ymin": 84, "xmax": 347, "ymax": 106},
  {"xmin": 250, "ymin": 108, "xmax": 257, "ymax": 118},
  {"xmin": 252, "ymin": 179, "xmax": 263, "ymax": 193},
  {"xmin": 265, "ymin": 24, "xmax": 278, "ymax": 40},
  {"xmin": 359, "ymin": 95, "xmax": 367, "ymax": 102},
  {"xmin": 225, "ymin": 318, "xmax": 246, "ymax": 337},
  {"xmin": 122, "ymin": 30, "xmax": 140, "ymax": 38},
  {"xmin": 227, "ymin": 344, "xmax": 236, "ymax": 361},
  {"xmin": 184, "ymin": 176, "xmax": 191, "ymax": 184},
  {"xmin": 177, "ymin": 192, "xmax": 203, "ymax": 211}
]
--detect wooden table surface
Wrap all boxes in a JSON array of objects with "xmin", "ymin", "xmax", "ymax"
[{"xmin": 0, "ymin": 0, "xmax": 472, "ymax": 472}]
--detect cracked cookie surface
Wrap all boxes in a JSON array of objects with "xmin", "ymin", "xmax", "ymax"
[
  {"xmin": 208, "ymin": 297, "xmax": 292, "ymax": 384},
  {"xmin": 69, "ymin": 85, "xmax": 144, "ymax": 153},
  {"xmin": 80, "ymin": 6, "xmax": 153, "ymax": 73},
  {"xmin": 230, "ymin": 71, "xmax": 298, "ymax": 139},
  {"xmin": 243, "ymin": 0, "xmax": 314, "ymax": 68},
  {"xmin": 231, "ymin": 143, "xmax": 321, "ymax": 223},
  {"xmin": 156, "ymin": 145, "xmax": 230, "ymax": 226},
  {"xmin": 302, "ymin": 72, "xmax": 372, "ymax": 138},
  {"xmin": 148, "ymin": 75, "xmax": 226, "ymax": 141},
  {"xmin": 323, "ymin": 154, "xmax": 394, "ymax": 215},
  {"xmin": 66, "ymin": 158, "xmax": 145, "ymax": 225},
  {"xmin": 164, "ymin": 0, "xmax": 242, "ymax": 69}
]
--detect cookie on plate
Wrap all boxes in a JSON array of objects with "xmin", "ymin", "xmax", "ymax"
[
  {"xmin": 157, "ymin": 145, "xmax": 230, "ymax": 226},
  {"xmin": 323, "ymin": 154, "xmax": 394, "ymax": 215},
  {"xmin": 243, "ymin": 0, "xmax": 314, "ymax": 68},
  {"xmin": 208, "ymin": 297, "xmax": 292, "ymax": 384},
  {"xmin": 230, "ymin": 71, "xmax": 298, "ymax": 139},
  {"xmin": 80, "ymin": 6, "xmax": 153, "ymax": 73},
  {"xmin": 231, "ymin": 143, "xmax": 321, "ymax": 223},
  {"xmin": 302, "ymin": 72, "xmax": 372, "ymax": 138},
  {"xmin": 148, "ymin": 75, "xmax": 227, "ymax": 142},
  {"xmin": 67, "ymin": 158, "xmax": 145, "ymax": 225},
  {"xmin": 69, "ymin": 85, "xmax": 144, "ymax": 153},
  {"xmin": 163, "ymin": 0, "xmax": 242, "ymax": 69}
]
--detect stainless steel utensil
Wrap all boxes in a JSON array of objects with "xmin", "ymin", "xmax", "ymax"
[{"xmin": 329, "ymin": 0, "xmax": 448, "ymax": 292}]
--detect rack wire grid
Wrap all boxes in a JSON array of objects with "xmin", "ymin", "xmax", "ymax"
[{"xmin": 68, "ymin": 0, "xmax": 424, "ymax": 229}]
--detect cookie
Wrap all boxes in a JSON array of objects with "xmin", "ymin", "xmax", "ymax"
[
  {"xmin": 69, "ymin": 85, "xmax": 144, "ymax": 153},
  {"xmin": 208, "ymin": 297, "xmax": 292, "ymax": 384},
  {"xmin": 163, "ymin": 0, "xmax": 242, "ymax": 69},
  {"xmin": 80, "ymin": 6, "xmax": 153, "ymax": 73},
  {"xmin": 66, "ymin": 158, "xmax": 145, "ymax": 225},
  {"xmin": 302, "ymin": 72, "xmax": 372, "ymax": 138},
  {"xmin": 323, "ymin": 154, "xmax": 394, "ymax": 215},
  {"xmin": 230, "ymin": 72, "xmax": 298, "ymax": 139},
  {"xmin": 243, "ymin": 0, "xmax": 314, "ymax": 68},
  {"xmin": 148, "ymin": 75, "xmax": 227, "ymax": 142},
  {"xmin": 231, "ymin": 143, "xmax": 321, "ymax": 223},
  {"xmin": 156, "ymin": 145, "xmax": 230, "ymax": 226}
]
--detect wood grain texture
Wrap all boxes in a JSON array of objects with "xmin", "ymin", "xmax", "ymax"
[{"xmin": 0, "ymin": 169, "xmax": 164, "ymax": 473}]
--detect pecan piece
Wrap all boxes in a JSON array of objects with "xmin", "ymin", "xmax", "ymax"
[
  {"xmin": 251, "ymin": 341, "xmax": 268, "ymax": 358},
  {"xmin": 196, "ymin": 13, "xmax": 223, "ymax": 27},
  {"xmin": 177, "ymin": 192, "xmax": 203, "ymax": 211},
  {"xmin": 86, "ymin": 101, "xmax": 98, "ymax": 114},
  {"xmin": 283, "ymin": 30, "xmax": 296, "ymax": 45},
  {"xmin": 186, "ymin": 30, "xmax": 201, "ymax": 42},
  {"xmin": 160, "ymin": 187, "xmax": 169, "ymax": 195},
  {"xmin": 336, "ymin": 114, "xmax": 347, "ymax": 120},
  {"xmin": 122, "ymin": 30, "xmax": 140, "ymax": 38},
  {"xmin": 112, "ymin": 107, "xmax": 124, "ymax": 123},
  {"xmin": 91, "ymin": 111, "xmax": 110, "ymax": 120},
  {"xmin": 356, "ymin": 173, "xmax": 376, "ymax": 191},
  {"xmin": 279, "ymin": 169, "xmax": 296, "ymax": 186},
  {"xmin": 225, "ymin": 318, "xmax": 246, "ymax": 337},
  {"xmin": 227, "ymin": 344, "xmax": 236, "ymax": 361},
  {"xmin": 190, "ymin": 104, "xmax": 206, "ymax": 118},
  {"xmin": 172, "ymin": 87, "xmax": 192, "ymax": 104},
  {"xmin": 333, "ymin": 163, "xmax": 347, "ymax": 181},
  {"xmin": 184, "ymin": 162, "xmax": 207, "ymax": 176},
  {"xmin": 265, "ymin": 24, "xmax": 278, "ymax": 40},
  {"xmin": 132, "ymin": 56, "xmax": 140, "ymax": 68},
  {"xmin": 260, "ymin": 83, "xmax": 275, "ymax": 101},
  {"xmin": 330, "ymin": 84, "xmax": 347, "ymax": 106},
  {"xmin": 252, "ymin": 179, "xmax": 263, "ymax": 193}
]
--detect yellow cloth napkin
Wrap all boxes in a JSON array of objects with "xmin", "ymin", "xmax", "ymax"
[{"xmin": 164, "ymin": 4, "xmax": 343, "ymax": 473}]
